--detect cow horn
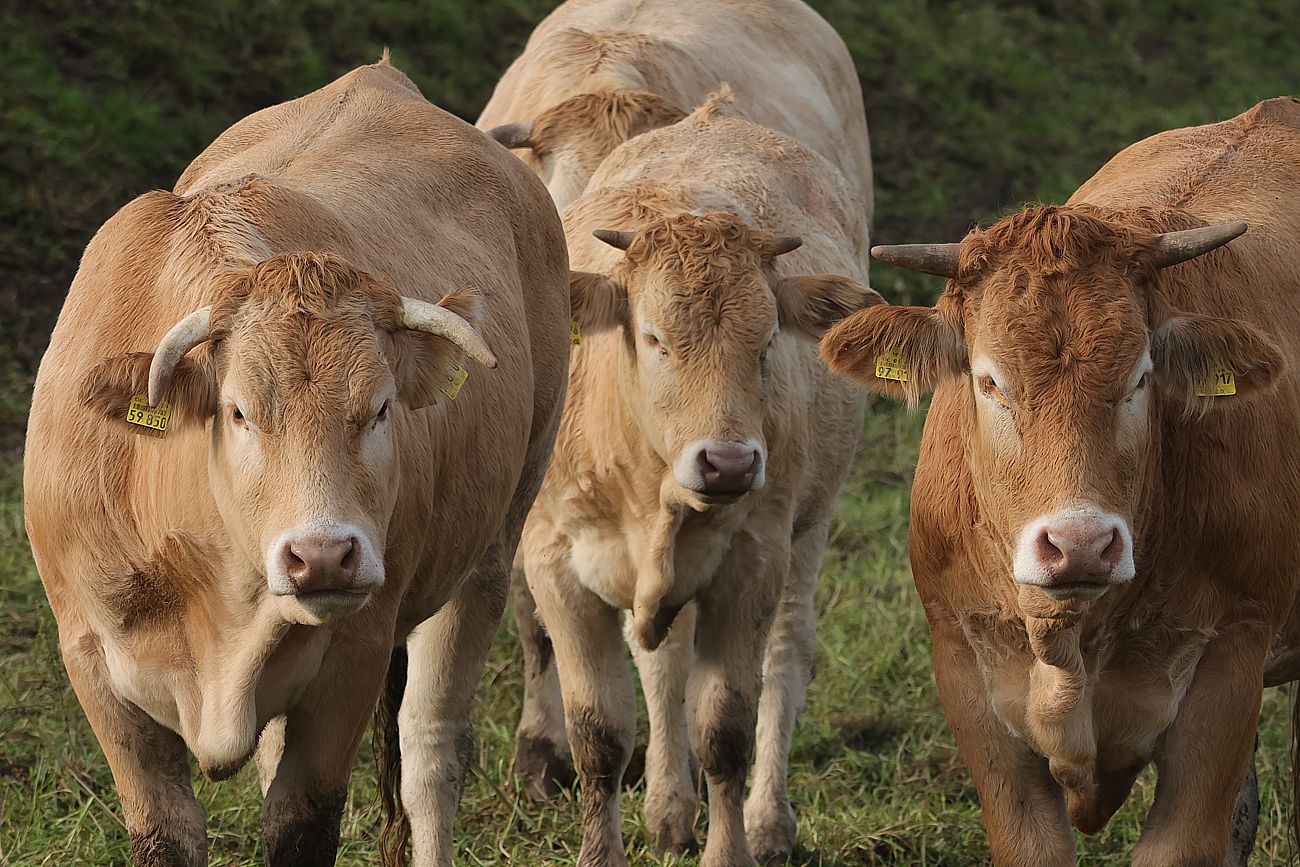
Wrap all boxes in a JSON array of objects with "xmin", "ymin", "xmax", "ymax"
[
  {"xmin": 767, "ymin": 236, "xmax": 803, "ymax": 256},
  {"xmin": 870, "ymin": 243, "xmax": 962, "ymax": 278},
  {"xmin": 400, "ymin": 297, "xmax": 498, "ymax": 369},
  {"xmin": 1153, "ymin": 221, "xmax": 1247, "ymax": 268},
  {"xmin": 148, "ymin": 307, "xmax": 212, "ymax": 406},
  {"xmin": 594, "ymin": 229, "xmax": 637, "ymax": 250},
  {"xmin": 486, "ymin": 122, "xmax": 533, "ymax": 150}
]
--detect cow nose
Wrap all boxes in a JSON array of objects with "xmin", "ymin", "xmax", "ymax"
[
  {"xmin": 1034, "ymin": 521, "xmax": 1125, "ymax": 583},
  {"xmin": 693, "ymin": 443, "xmax": 762, "ymax": 494},
  {"xmin": 277, "ymin": 532, "xmax": 360, "ymax": 593}
]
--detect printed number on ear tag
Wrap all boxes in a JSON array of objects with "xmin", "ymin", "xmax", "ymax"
[
  {"xmin": 875, "ymin": 349, "xmax": 910, "ymax": 383},
  {"xmin": 126, "ymin": 394, "xmax": 171, "ymax": 433},
  {"xmin": 440, "ymin": 364, "xmax": 469, "ymax": 400},
  {"xmin": 570, "ymin": 321, "xmax": 583, "ymax": 346},
  {"xmin": 1195, "ymin": 364, "xmax": 1236, "ymax": 397}
]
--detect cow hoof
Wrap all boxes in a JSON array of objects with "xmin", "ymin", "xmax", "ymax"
[
  {"xmin": 746, "ymin": 802, "xmax": 796, "ymax": 867},
  {"xmin": 649, "ymin": 825, "xmax": 699, "ymax": 858},
  {"xmin": 577, "ymin": 836, "xmax": 630, "ymax": 867},
  {"xmin": 513, "ymin": 733, "xmax": 575, "ymax": 799}
]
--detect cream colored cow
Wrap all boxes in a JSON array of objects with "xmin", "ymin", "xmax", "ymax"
[
  {"xmin": 23, "ymin": 59, "xmax": 570, "ymax": 866},
  {"xmin": 521, "ymin": 95, "xmax": 880, "ymax": 866},
  {"xmin": 477, "ymin": 0, "xmax": 873, "ymax": 227}
]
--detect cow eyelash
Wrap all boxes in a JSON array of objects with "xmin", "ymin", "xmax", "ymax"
[{"xmin": 977, "ymin": 375, "xmax": 1009, "ymax": 407}]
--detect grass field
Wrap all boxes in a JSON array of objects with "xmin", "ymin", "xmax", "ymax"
[{"xmin": 3, "ymin": 0, "xmax": 1300, "ymax": 864}]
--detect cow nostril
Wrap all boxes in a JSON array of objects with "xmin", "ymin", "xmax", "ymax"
[
  {"xmin": 1037, "ymin": 530, "xmax": 1065, "ymax": 567},
  {"xmin": 340, "ymin": 538, "xmax": 360, "ymax": 574},
  {"xmin": 696, "ymin": 449, "xmax": 718, "ymax": 477},
  {"xmin": 284, "ymin": 543, "xmax": 309, "ymax": 581},
  {"xmin": 1100, "ymin": 528, "xmax": 1123, "ymax": 566}
]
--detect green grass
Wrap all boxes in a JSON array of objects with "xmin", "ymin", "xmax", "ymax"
[{"xmin": 3, "ymin": 0, "xmax": 1300, "ymax": 864}]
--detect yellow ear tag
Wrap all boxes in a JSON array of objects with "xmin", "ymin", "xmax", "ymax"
[
  {"xmin": 875, "ymin": 348, "xmax": 910, "ymax": 383},
  {"xmin": 440, "ymin": 363, "xmax": 469, "ymax": 400},
  {"xmin": 570, "ymin": 320, "xmax": 583, "ymax": 346},
  {"xmin": 1195, "ymin": 364, "xmax": 1236, "ymax": 396},
  {"xmin": 126, "ymin": 394, "xmax": 171, "ymax": 434}
]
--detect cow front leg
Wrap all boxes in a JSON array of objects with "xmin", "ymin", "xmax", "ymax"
[
  {"xmin": 398, "ymin": 558, "xmax": 508, "ymax": 867},
  {"xmin": 746, "ymin": 520, "xmax": 826, "ymax": 865},
  {"xmin": 511, "ymin": 562, "xmax": 574, "ymax": 798},
  {"xmin": 261, "ymin": 640, "xmax": 389, "ymax": 867},
  {"xmin": 625, "ymin": 601, "xmax": 699, "ymax": 856},
  {"xmin": 530, "ymin": 557, "xmax": 636, "ymax": 867},
  {"xmin": 61, "ymin": 631, "xmax": 206, "ymax": 866},
  {"xmin": 1134, "ymin": 626, "xmax": 1268, "ymax": 867},
  {"xmin": 930, "ymin": 621, "xmax": 1076, "ymax": 866},
  {"xmin": 691, "ymin": 573, "xmax": 779, "ymax": 867},
  {"xmin": 1223, "ymin": 740, "xmax": 1258, "ymax": 867}
]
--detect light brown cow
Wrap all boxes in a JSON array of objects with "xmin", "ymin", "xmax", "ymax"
[
  {"xmin": 822, "ymin": 97, "xmax": 1300, "ymax": 866},
  {"xmin": 476, "ymin": 0, "xmax": 873, "ymax": 222},
  {"xmin": 22, "ymin": 59, "xmax": 570, "ymax": 867},
  {"xmin": 523, "ymin": 96, "xmax": 880, "ymax": 867}
]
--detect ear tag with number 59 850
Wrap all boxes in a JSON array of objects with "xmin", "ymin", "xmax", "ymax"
[{"xmin": 126, "ymin": 394, "xmax": 170, "ymax": 435}]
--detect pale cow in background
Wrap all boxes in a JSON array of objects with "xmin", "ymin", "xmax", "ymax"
[
  {"xmin": 476, "ymin": 0, "xmax": 873, "ymax": 224},
  {"xmin": 522, "ymin": 95, "xmax": 881, "ymax": 867},
  {"xmin": 23, "ymin": 59, "xmax": 570, "ymax": 867}
]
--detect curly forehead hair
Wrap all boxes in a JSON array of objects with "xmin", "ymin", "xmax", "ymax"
[
  {"xmin": 957, "ymin": 204, "xmax": 1163, "ymax": 282},
  {"xmin": 211, "ymin": 251, "xmax": 404, "ymax": 333},
  {"xmin": 623, "ymin": 212, "xmax": 768, "ymax": 287}
]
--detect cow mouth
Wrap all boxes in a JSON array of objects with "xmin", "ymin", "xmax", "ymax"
[
  {"xmin": 291, "ymin": 588, "xmax": 374, "ymax": 615},
  {"xmin": 1036, "ymin": 581, "xmax": 1111, "ymax": 602}
]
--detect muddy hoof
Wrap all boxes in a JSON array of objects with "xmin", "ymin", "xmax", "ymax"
[{"xmin": 513, "ymin": 733, "xmax": 574, "ymax": 799}]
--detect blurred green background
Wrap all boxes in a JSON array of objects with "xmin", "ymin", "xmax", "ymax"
[{"xmin": 2, "ymin": 1, "xmax": 1298, "ymax": 864}]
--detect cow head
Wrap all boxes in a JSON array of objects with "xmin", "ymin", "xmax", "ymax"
[
  {"xmin": 84, "ymin": 252, "xmax": 495, "ymax": 625},
  {"xmin": 822, "ymin": 205, "xmax": 1283, "ymax": 602},
  {"xmin": 486, "ymin": 91, "xmax": 686, "ymax": 209},
  {"xmin": 571, "ymin": 212, "xmax": 881, "ymax": 506}
]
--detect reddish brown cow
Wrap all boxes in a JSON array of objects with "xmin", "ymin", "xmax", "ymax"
[{"xmin": 822, "ymin": 97, "xmax": 1300, "ymax": 866}]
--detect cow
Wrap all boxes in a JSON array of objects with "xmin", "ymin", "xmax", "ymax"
[
  {"xmin": 22, "ymin": 58, "xmax": 570, "ymax": 867},
  {"xmin": 521, "ymin": 93, "xmax": 881, "ymax": 867},
  {"xmin": 476, "ymin": 0, "xmax": 873, "ymax": 220},
  {"xmin": 820, "ymin": 96, "xmax": 1300, "ymax": 866},
  {"xmin": 478, "ymin": 0, "xmax": 876, "ymax": 810}
]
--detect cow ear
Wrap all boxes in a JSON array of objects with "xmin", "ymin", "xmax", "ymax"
[
  {"xmin": 819, "ymin": 305, "xmax": 966, "ymax": 404},
  {"xmin": 774, "ymin": 274, "xmax": 884, "ymax": 339},
  {"xmin": 1152, "ymin": 312, "xmax": 1284, "ymax": 409},
  {"xmin": 82, "ymin": 351, "xmax": 217, "ymax": 432},
  {"xmin": 569, "ymin": 270, "xmax": 628, "ymax": 334},
  {"xmin": 391, "ymin": 288, "xmax": 487, "ymax": 410}
]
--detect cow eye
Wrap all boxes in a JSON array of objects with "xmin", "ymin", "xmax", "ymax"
[
  {"xmin": 376, "ymin": 400, "xmax": 389, "ymax": 420},
  {"xmin": 232, "ymin": 405, "xmax": 245, "ymax": 425},
  {"xmin": 644, "ymin": 332, "xmax": 668, "ymax": 356},
  {"xmin": 977, "ymin": 375, "xmax": 1009, "ymax": 408}
]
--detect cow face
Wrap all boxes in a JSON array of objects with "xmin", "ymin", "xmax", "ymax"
[
  {"xmin": 84, "ymin": 252, "xmax": 495, "ymax": 625},
  {"xmin": 571, "ymin": 212, "xmax": 881, "ymax": 506},
  {"xmin": 486, "ymin": 91, "xmax": 686, "ymax": 210},
  {"xmin": 822, "ymin": 205, "xmax": 1282, "ymax": 601}
]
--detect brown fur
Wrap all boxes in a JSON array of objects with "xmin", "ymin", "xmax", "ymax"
[
  {"xmin": 823, "ymin": 97, "xmax": 1300, "ymax": 864},
  {"xmin": 477, "ymin": 0, "xmax": 873, "ymax": 222},
  {"xmin": 25, "ymin": 59, "xmax": 570, "ymax": 865}
]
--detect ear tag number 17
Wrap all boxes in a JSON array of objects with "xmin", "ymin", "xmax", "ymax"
[
  {"xmin": 1195, "ymin": 364, "xmax": 1236, "ymax": 397},
  {"xmin": 875, "ymin": 348, "xmax": 910, "ymax": 383}
]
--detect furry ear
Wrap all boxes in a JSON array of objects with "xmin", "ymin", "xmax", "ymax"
[
  {"xmin": 820, "ymin": 305, "xmax": 966, "ymax": 404},
  {"xmin": 391, "ymin": 287, "xmax": 487, "ymax": 410},
  {"xmin": 1152, "ymin": 312, "xmax": 1284, "ymax": 410},
  {"xmin": 569, "ymin": 270, "xmax": 629, "ymax": 334},
  {"xmin": 82, "ymin": 351, "xmax": 217, "ymax": 433},
  {"xmin": 775, "ymin": 274, "xmax": 884, "ymax": 339}
]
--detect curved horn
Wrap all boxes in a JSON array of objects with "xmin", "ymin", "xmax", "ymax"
[
  {"xmin": 148, "ymin": 307, "xmax": 211, "ymax": 406},
  {"xmin": 1154, "ymin": 221, "xmax": 1247, "ymax": 268},
  {"xmin": 401, "ymin": 297, "xmax": 498, "ymax": 369},
  {"xmin": 594, "ymin": 229, "xmax": 637, "ymax": 250},
  {"xmin": 486, "ymin": 122, "xmax": 534, "ymax": 150},
  {"xmin": 870, "ymin": 243, "xmax": 962, "ymax": 278},
  {"xmin": 767, "ymin": 236, "xmax": 803, "ymax": 257}
]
